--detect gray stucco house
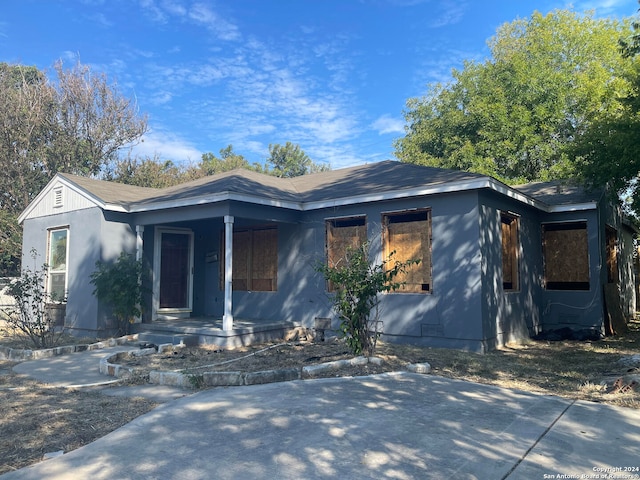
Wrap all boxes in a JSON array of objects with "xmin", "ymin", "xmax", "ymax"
[{"xmin": 18, "ymin": 161, "xmax": 636, "ymax": 352}]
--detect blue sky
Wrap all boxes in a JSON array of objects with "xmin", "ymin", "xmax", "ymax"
[{"xmin": 1, "ymin": 0, "xmax": 637, "ymax": 170}]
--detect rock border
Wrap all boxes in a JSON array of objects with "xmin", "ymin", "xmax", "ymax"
[
  {"xmin": 100, "ymin": 344, "xmax": 433, "ymax": 389},
  {"xmin": 0, "ymin": 335, "xmax": 138, "ymax": 361}
]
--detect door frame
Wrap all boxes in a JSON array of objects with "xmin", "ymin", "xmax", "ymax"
[{"xmin": 152, "ymin": 226, "xmax": 194, "ymax": 319}]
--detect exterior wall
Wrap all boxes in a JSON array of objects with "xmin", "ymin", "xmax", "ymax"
[
  {"xmin": 601, "ymin": 200, "xmax": 637, "ymax": 321},
  {"xmin": 281, "ymin": 191, "xmax": 487, "ymax": 351},
  {"xmin": 478, "ymin": 191, "xmax": 543, "ymax": 350},
  {"xmin": 538, "ymin": 209, "xmax": 604, "ymax": 332},
  {"xmin": 95, "ymin": 211, "xmax": 137, "ymax": 334},
  {"xmin": 21, "ymin": 207, "xmax": 136, "ymax": 337},
  {"xmin": 136, "ymin": 191, "xmax": 488, "ymax": 350},
  {"xmin": 23, "ymin": 176, "xmax": 633, "ymax": 349}
]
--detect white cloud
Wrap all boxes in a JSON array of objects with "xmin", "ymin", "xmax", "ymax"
[
  {"xmin": 188, "ymin": 3, "xmax": 241, "ymax": 41},
  {"xmin": 139, "ymin": 0, "xmax": 169, "ymax": 23},
  {"xmin": 160, "ymin": 0, "xmax": 187, "ymax": 16},
  {"xmin": 119, "ymin": 2, "xmax": 366, "ymax": 168},
  {"xmin": 564, "ymin": 0, "xmax": 636, "ymax": 15},
  {"xmin": 138, "ymin": 0, "xmax": 241, "ymax": 41},
  {"xmin": 371, "ymin": 115, "xmax": 405, "ymax": 135},
  {"xmin": 130, "ymin": 128, "xmax": 203, "ymax": 163},
  {"xmin": 428, "ymin": 1, "xmax": 468, "ymax": 28}
]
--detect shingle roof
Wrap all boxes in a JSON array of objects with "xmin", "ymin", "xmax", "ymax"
[
  {"xmin": 58, "ymin": 173, "xmax": 158, "ymax": 206},
  {"xmin": 60, "ymin": 160, "xmax": 488, "ymax": 207},
  {"xmin": 55, "ymin": 161, "xmax": 595, "ymax": 213},
  {"xmin": 513, "ymin": 180, "xmax": 603, "ymax": 206},
  {"xmin": 290, "ymin": 161, "xmax": 486, "ymax": 202}
]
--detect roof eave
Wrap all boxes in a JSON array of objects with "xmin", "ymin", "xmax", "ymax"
[
  {"xmin": 547, "ymin": 202, "xmax": 598, "ymax": 213},
  {"xmin": 128, "ymin": 191, "xmax": 302, "ymax": 213},
  {"xmin": 302, "ymin": 178, "xmax": 551, "ymax": 212}
]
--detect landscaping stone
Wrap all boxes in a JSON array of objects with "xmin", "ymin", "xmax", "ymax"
[
  {"xmin": 203, "ymin": 371, "xmax": 244, "ymax": 387},
  {"xmin": 245, "ymin": 368, "xmax": 301, "ymax": 385},
  {"xmin": 406, "ymin": 362, "xmax": 431, "ymax": 374}
]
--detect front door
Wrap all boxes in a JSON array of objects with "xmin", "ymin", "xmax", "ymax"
[{"xmin": 154, "ymin": 228, "xmax": 194, "ymax": 317}]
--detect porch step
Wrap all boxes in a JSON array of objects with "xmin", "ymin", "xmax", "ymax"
[{"xmin": 137, "ymin": 332, "xmax": 199, "ymax": 347}]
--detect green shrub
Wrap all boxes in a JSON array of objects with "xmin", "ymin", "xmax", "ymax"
[
  {"xmin": 1, "ymin": 250, "xmax": 64, "ymax": 348},
  {"xmin": 316, "ymin": 243, "xmax": 419, "ymax": 357},
  {"xmin": 90, "ymin": 252, "xmax": 147, "ymax": 335}
]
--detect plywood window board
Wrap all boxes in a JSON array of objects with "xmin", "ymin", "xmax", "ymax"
[
  {"xmin": 501, "ymin": 213, "xmax": 519, "ymax": 291},
  {"xmin": 325, "ymin": 216, "xmax": 367, "ymax": 292},
  {"xmin": 383, "ymin": 209, "xmax": 431, "ymax": 293},
  {"xmin": 220, "ymin": 226, "xmax": 278, "ymax": 291},
  {"xmin": 542, "ymin": 222, "xmax": 590, "ymax": 290}
]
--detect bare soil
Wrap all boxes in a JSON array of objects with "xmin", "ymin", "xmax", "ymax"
[{"xmin": 1, "ymin": 321, "xmax": 640, "ymax": 474}]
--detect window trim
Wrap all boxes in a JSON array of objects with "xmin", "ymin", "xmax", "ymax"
[
  {"xmin": 382, "ymin": 208, "xmax": 432, "ymax": 294},
  {"xmin": 46, "ymin": 226, "xmax": 69, "ymax": 302}
]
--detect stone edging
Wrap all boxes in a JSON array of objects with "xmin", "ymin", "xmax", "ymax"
[
  {"xmin": 0, "ymin": 335, "xmax": 138, "ymax": 361},
  {"xmin": 100, "ymin": 343, "xmax": 433, "ymax": 389}
]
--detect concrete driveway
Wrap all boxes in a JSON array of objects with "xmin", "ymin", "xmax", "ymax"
[{"xmin": 2, "ymin": 372, "xmax": 639, "ymax": 480}]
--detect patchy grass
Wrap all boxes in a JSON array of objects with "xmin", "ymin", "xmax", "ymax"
[
  {"xmin": 1, "ymin": 319, "xmax": 639, "ymax": 474},
  {"xmin": 389, "ymin": 320, "xmax": 640, "ymax": 409}
]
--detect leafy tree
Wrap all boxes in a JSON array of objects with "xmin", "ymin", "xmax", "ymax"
[
  {"xmin": 395, "ymin": 10, "xmax": 633, "ymax": 184},
  {"xmin": 0, "ymin": 60, "xmax": 147, "ymax": 274},
  {"xmin": 573, "ymin": 2, "xmax": 640, "ymax": 216},
  {"xmin": 316, "ymin": 243, "xmax": 419, "ymax": 357},
  {"xmin": 105, "ymin": 155, "xmax": 198, "ymax": 188},
  {"xmin": 48, "ymin": 61, "xmax": 147, "ymax": 176},
  {"xmin": 200, "ymin": 145, "xmax": 264, "ymax": 175},
  {"xmin": 267, "ymin": 142, "xmax": 329, "ymax": 178}
]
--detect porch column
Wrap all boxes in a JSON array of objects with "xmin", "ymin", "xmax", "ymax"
[
  {"xmin": 135, "ymin": 225, "xmax": 144, "ymax": 262},
  {"xmin": 223, "ymin": 215, "xmax": 234, "ymax": 331}
]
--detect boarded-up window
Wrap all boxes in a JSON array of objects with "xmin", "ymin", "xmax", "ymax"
[
  {"xmin": 606, "ymin": 226, "xmax": 618, "ymax": 284},
  {"xmin": 383, "ymin": 209, "xmax": 431, "ymax": 293},
  {"xmin": 326, "ymin": 217, "xmax": 366, "ymax": 291},
  {"xmin": 221, "ymin": 226, "xmax": 277, "ymax": 291},
  {"xmin": 542, "ymin": 222, "xmax": 589, "ymax": 290},
  {"xmin": 501, "ymin": 213, "xmax": 519, "ymax": 291}
]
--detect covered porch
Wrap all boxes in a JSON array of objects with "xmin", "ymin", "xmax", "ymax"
[{"xmin": 132, "ymin": 197, "xmax": 306, "ymax": 338}]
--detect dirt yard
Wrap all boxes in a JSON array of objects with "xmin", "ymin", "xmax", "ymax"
[{"xmin": 2, "ymin": 322, "xmax": 640, "ymax": 474}]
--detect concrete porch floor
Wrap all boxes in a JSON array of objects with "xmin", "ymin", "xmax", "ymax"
[{"xmin": 131, "ymin": 317, "xmax": 299, "ymax": 348}]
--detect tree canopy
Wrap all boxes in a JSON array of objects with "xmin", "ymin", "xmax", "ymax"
[
  {"xmin": 266, "ymin": 141, "xmax": 329, "ymax": 177},
  {"xmin": 106, "ymin": 142, "xmax": 329, "ymax": 188},
  {"xmin": 394, "ymin": 10, "xmax": 634, "ymax": 185},
  {"xmin": 573, "ymin": 4, "xmax": 640, "ymax": 215},
  {"xmin": 0, "ymin": 61, "xmax": 147, "ymax": 275}
]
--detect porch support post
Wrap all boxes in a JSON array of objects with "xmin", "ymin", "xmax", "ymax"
[
  {"xmin": 223, "ymin": 215, "xmax": 234, "ymax": 331},
  {"xmin": 135, "ymin": 225, "xmax": 144, "ymax": 262}
]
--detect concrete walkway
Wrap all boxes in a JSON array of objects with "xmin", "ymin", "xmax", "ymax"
[
  {"xmin": 4, "ymin": 348, "xmax": 640, "ymax": 479},
  {"xmin": 11, "ymin": 345, "xmax": 190, "ymax": 402}
]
